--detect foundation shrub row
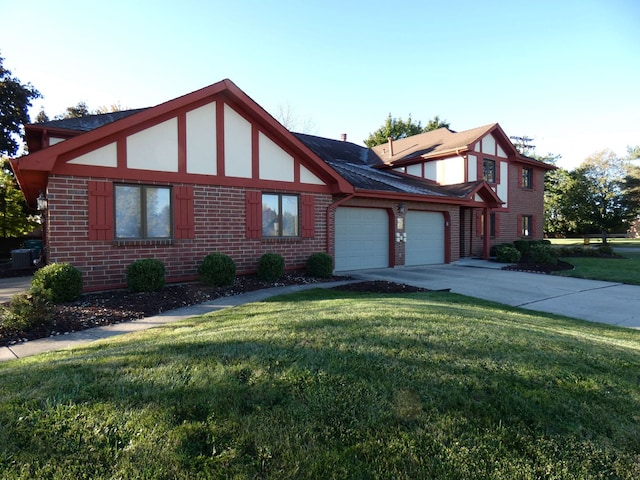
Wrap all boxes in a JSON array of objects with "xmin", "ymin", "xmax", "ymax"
[{"xmin": 0, "ymin": 251, "xmax": 335, "ymax": 333}]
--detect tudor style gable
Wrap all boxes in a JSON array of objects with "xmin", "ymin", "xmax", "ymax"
[{"xmin": 13, "ymin": 79, "xmax": 352, "ymax": 209}]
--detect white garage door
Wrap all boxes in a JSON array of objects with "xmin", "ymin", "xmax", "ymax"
[
  {"xmin": 405, "ymin": 211, "xmax": 445, "ymax": 265},
  {"xmin": 335, "ymin": 207, "xmax": 389, "ymax": 271}
]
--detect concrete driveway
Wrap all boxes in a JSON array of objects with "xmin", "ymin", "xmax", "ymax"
[{"xmin": 341, "ymin": 260, "xmax": 640, "ymax": 329}]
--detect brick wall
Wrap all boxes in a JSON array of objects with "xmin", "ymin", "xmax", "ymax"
[
  {"xmin": 46, "ymin": 176, "xmax": 331, "ymax": 291},
  {"xmin": 469, "ymin": 165, "xmax": 547, "ymax": 256}
]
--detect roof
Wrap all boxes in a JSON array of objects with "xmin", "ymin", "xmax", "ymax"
[
  {"xmin": 371, "ymin": 123, "xmax": 505, "ymax": 165},
  {"xmin": 29, "ymin": 109, "xmax": 149, "ymax": 133},
  {"xmin": 294, "ymin": 133, "xmax": 502, "ymax": 204}
]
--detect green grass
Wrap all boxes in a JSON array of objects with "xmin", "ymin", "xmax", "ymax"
[
  {"xmin": 2, "ymin": 289, "xmax": 640, "ymax": 479},
  {"xmin": 554, "ymin": 250, "xmax": 640, "ymax": 285},
  {"xmin": 549, "ymin": 238, "xmax": 640, "ymax": 248}
]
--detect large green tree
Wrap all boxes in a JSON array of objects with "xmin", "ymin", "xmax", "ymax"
[
  {"xmin": 0, "ymin": 54, "xmax": 41, "ymax": 156},
  {"xmin": 364, "ymin": 114, "xmax": 449, "ymax": 147},
  {"xmin": 0, "ymin": 158, "xmax": 39, "ymax": 237},
  {"xmin": 568, "ymin": 150, "xmax": 636, "ymax": 242}
]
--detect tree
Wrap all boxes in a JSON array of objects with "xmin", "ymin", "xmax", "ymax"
[
  {"xmin": 56, "ymin": 101, "xmax": 91, "ymax": 119},
  {"xmin": 544, "ymin": 167, "xmax": 575, "ymax": 237},
  {"xmin": 364, "ymin": 113, "xmax": 450, "ymax": 147},
  {"xmin": 0, "ymin": 53, "xmax": 41, "ymax": 156},
  {"xmin": 0, "ymin": 158, "xmax": 40, "ymax": 237},
  {"xmin": 569, "ymin": 150, "xmax": 636, "ymax": 242}
]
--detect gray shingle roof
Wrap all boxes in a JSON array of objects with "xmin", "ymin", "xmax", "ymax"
[
  {"xmin": 31, "ymin": 109, "xmax": 148, "ymax": 132},
  {"xmin": 294, "ymin": 133, "xmax": 476, "ymax": 199}
]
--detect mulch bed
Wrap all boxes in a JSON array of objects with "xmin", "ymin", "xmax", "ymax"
[
  {"xmin": 502, "ymin": 260, "xmax": 574, "ymax": 274},
  {"xmin": 0, "ymin": 274, "xmax": 427, "ymax": 348}
]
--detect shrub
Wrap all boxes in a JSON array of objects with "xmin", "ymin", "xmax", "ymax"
[
  {"xmin": 0, "ymin": 285, "xmax": 53, "ymax": 332},
  {"xmin": 490, "ymin": 243, "xmax": 514, "ymax": 257},
  {"xmin": 494, "ymin": 245, "xmax": 521, "ymax": 264},
  {"xmin": 529, "ymin": 243, "xmax": 558, "ymax": 265},
  {"xmin": 257, "ymin": 253, "xmax": 285, "ymax": 282},
  {"xmin": 598, "ymin": 244, "xmax": 614, "ymax": 256},
  {"xmin": 306, "ymin": 252, "xmax": 334, "ymax": 278},
  {"xmin": 31, "ymin": 263, "xmax": 83, "ymax": 303},
  {"xmin": 127, "ymin": 258, "xmax": 166, "ymax": 293},
  {"xmin": 198, "ymin": 253, "xmax": 236, "ymax": 287}
]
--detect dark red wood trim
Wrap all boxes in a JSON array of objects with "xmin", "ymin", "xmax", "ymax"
[
  {"xmin": 216, "ymin": 100, "xmax": 225, "ymax": 176},
  {"xmin": 117, "ymin": 138, "xmax": 127, "ymax": 169},
  {"xmin": 177, "ymin": 113, "xmax": 187, "ymax": 173},
  {"xmin": 252, "ymin": 125, "xmax": 260, "ymax": 179},
  {"xmin": 443, "ymin": 211, "xmax": 451, "ymax": 263}
]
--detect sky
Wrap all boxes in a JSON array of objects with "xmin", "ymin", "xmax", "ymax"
[{"xmin": 2, "ymin": 0, "xmax": 638, "ymax": 170}]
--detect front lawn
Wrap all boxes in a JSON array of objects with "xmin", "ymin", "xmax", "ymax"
[
  {"xmin": 554, "ymin": 251, "xmax": 640, "ymax": 285},
  {"xmin": 1, "ymin": 288, "xmax": 640, "ymax": 479}
]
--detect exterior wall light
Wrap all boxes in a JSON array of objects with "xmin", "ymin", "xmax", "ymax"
[{"xmin": 37, "ymin": 192, "xmax": 48, "ymax": 211}]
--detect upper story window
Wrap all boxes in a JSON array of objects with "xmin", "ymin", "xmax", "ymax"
[
  {"xmin": 115, "ymin": 184, "xmax": 172, "ymax": 239},
  {"xmin": 483, "ymin": 158, "xmax": 496, "ymax": 183},
  {"xmin": 522, "ymin": 167, "xmax": 533, "ymax": 189},
  {"xmin": 262, "ymin": 193, "xmax": 299, "ymax": 237}
]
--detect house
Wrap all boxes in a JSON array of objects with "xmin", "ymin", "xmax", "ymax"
[{"xmin": 11, "ymin": 79, "xmax": 554, "ymax": 291}]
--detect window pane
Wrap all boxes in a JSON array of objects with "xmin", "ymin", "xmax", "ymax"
[
  {"xmin": 262, "ymin": 194, "xmax": 279, "ymax": 237},
  {"xmin": 281, "ymin": 195, "xmax": 299, "ymax": 236},
  {"xmin": 483, "ymin": 159, "xmax": 495, "ymax": 183},
  {"xmin": 146, "ymin": 187, "xmax": 171, "ymax": 238},
  {"xmin": 115, "ymin": 185, "xmax": 142, "ymax": 238}
]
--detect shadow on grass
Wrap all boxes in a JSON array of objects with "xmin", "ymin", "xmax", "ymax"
[{"xmin": 2, "ymin": 289, "xmax": 640, "ymax": 478}]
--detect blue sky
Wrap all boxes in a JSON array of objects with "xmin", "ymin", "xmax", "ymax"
[{"xmin": 2, "ymin": 0, "xmax": 638, "ymax": 169}]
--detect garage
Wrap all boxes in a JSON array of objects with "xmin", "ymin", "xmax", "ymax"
[
  {"xmin": 334, "ymin": 207, "xmax": 389, "ymax": 271},
  {"xmin": 405, "ymin": 210, "xmax": 445, "ymax": 265}
]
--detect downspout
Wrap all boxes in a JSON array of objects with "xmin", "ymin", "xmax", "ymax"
[{"xmin": 326, "ymin": 194, "xmax": 355, "ymax": 253}]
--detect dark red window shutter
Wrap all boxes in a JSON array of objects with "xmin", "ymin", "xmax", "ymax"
[
  {"xmin": 174, "ymin": 186, "xmax": 195, "ymax": 239},
  {"xmin": 301, "ymin": 194, "xmax": 315, "ymax": 238},
  {"xmin": 246, "ymin": 190, "xmax": 262, "ymax": 239},
  {"xmin": 88, "ymin": 181, "xmax": 114, "ymax": 241},
  {"xmin": 518, "ymin": 166, "xmax": 523, "ymax": 188},
  {"xmin": 517, "ymin": 214, "xmax": 523, "ymax": 237}
]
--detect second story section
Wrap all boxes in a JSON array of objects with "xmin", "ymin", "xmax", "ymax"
[{"xmin": 372, "ymin": 123, "xmax": 543, "ymax": 210}]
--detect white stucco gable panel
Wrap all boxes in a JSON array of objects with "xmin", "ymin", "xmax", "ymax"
[
  {"xmin": 497, "ymin": 144, "xmax": 507, "ymax": 158},
  {"xmin": 224, "ymin": 104, "xmax": 252, "ymax": 178},
  {"xmin": 186, "ymin": 102, "xmax": 217, "ymax": 175},
  {"xmin": 481, "ymin": 134, "xmax": 496, "ymax": 156},
  {"xmin": 259, "ymin": 132, "xmax": 294, "ymax": 182},
  {"xmin": 437, "ymin": 156, "xmax": 465, "ymax": 185},
  {"xmin": 300, "ymin": 164, "xmax": 325, "ymax": 185},
  {"xmin": 50, "ymin": 137, "xmax": 65, "ymax": 146},
  {"xmin": 68, "ymin": 142, "xmax": 117, "ymax": 167},
  {"xmin": 498, "ymin": 162, "xmax": 508, "ymax": 207},
  {"xmin": 468, "ymin": 154, "xmax": 477, "ymax": 180},
  {"xmin": 127, "ymin": 118, "xmax": 178, "ymax": 172}
]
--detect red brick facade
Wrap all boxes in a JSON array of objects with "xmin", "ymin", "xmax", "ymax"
[{"xmin": 46, "ymin": 175, "xmax": 332, "ymax": 291}]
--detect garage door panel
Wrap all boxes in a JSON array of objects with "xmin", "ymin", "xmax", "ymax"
[
  {"xmin": 335, "ymin": 207, "xmax": 389, "ymax": 270},
  {"xmin": 405, "ymin": 211, "xmax": 444, "ymax": 265}
]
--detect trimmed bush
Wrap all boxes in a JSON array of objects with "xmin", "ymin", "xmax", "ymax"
[
  {"xmin": 529, "ymin": 243, "xmax": 558, "ymax": 265},
  {"xmin": 306, "ymin": 252, "xmax": 334, "ymax": 278},
  {"xmin": 0, "ymin": 283, "xmax": 53, "ymax": 332},
  {"xmin": 257, "ymin": 253, "xmax": 285, "ymax": 282},
  {"xmin": 494, "ymin": 244, "xmax": 521, "ymax": 264},
  {"xmin": 31, "ymin": 263, "xmax": 83, "ymax": 303},
  {"xmin": 598, "ymin": 244, "xmax": 614, "ymax": 256},
  {"xmin": 198, "ymin": 253, "xmax": 236, "ymax": 287},
  {"xmin": 127, "ymin": 258, "xmax": 166, "ymax": 293}
]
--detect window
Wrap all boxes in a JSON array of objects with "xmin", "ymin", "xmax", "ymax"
[
  {"xmin": 480, "ymin": 212, "xmax": 497, "ymax": 237},
  {"xmin": 483, "ymin": 158, "xmax": 496, "ymax": 183},
  {"xmin": 522, "ymin": 167, "xmax": 533, "ymax": 189},
  {"xmin": 261, "ymin": 193, "xmax": 299, "ymax": 237},
  {"xmin": 521, "ymin": 215, "xmax": 533, "ymax": 238},
  {"xmin": 115, "ymin": 185, "xmax": 171, "ymax": 239}
]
